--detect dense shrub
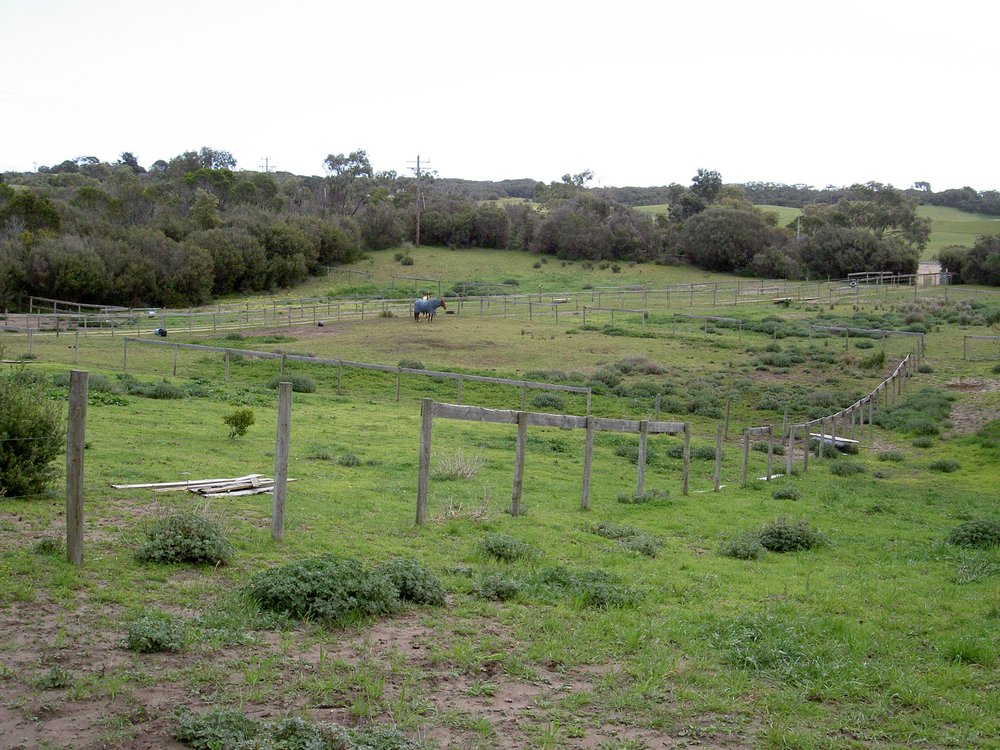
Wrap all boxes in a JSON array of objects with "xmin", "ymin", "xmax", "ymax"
[
  {"xmin": 245, "ymin": 554, "xmax": 399, "ymax": 623},
  {"xmin": 872, "ymin": 388, "xmax": 954, "ymax": 436},
  {"xmin": 175, "ymin": 707, "xmax": 262, "ymax": 750},
  {"xmin": 878, "ymin": 450, "xmax": 905, "ymax": 462},
  {"xmin": 947, "ymin": 520, "xmax": 1000, "ymax": 549},
  {"xmin": 568, "ymin": 569, "xmax": 643, "ymax": 608},
  {"xmin": 125, "ymin": 612, "xmax": 185, "ymax": 653},
  {"xmin": 397, "ymin": 359, "xmax": 424, "ymax": 370},
  {"xmin": 0, "ymin": 372, "xmax": 65, "ymax": 498},
  {"xmin": 135, "ymin": 512, "xmax": 233, "ymax": 565},
  {"xmin": 473, "ymin": 573, "xmax": 522, "ymax": 601},
  {"xmin": 917, "ymin": 363, "xmax": 934, "ymax": 374},
  {"xmin": 591, "ymin": 522, "xmax": 661, "ymax": 557},
  {"xmin": 223, "ymin": 407, "xmax": 254, "ymax": 438},
  {"xmin": 477, "ymin": 533, "xmax": 538, "ymax": 562},
  {"xmin": 530, "ymin": 392, "xmax": 565, "ymax": 411},
  {"xmin": 771, "ymin": 486, "xmax": 801, "ymax": 500},
  {"xmin": 719, "ymin": 531, "xmax": 767, "ymax": 560},
  {"xmin": 829, "ymin": 461, "xmax": 866, "ymax": 476},
  {"xmin": 338, "ymin": 453, "xmax": 360, "ymax": 467},
  {"xmin": 928, "ymin": 458, "xmax": 960, "ymax": 473},
  {"xmin": 267, "ymin": 374, "xmax": 316, "ymax": 393},
  {"xmin": 912, "ymin": 436, "xmax": 934, "ymax": 448},
  {"xmin": 616, "ymin": 488, "xmax": 670, "ymax": 504},
  {"xmin": 374, "ymin": 558, "xmax": 446, "ymax": 606},
  {"xmin": 758, "ymin": 519, "xmax": 825, "ymax": 553}
]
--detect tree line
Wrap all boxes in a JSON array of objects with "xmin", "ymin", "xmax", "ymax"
[{"xmin": 1, "ymin": 150, "xmax": 993, "ymax": 310}]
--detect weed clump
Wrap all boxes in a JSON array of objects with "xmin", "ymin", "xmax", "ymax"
[
  {"xmin": 473, "ymin": 573, "xmax": 522, "ymax": 601},
  {"xmin": 266, "ymin": 374, "xmax": 316, "ymax": 393},
  {"xmin": 530, "ymin": 392, "xmax": 565, "ymax": 411},
  {"xmin": 397, "ymin": 358, "xmax": 424, "ymax": 370},
  {"xmin": 878, "ymin": 450, "xmax": 905, "ymax": 462},
  {"xmin": 912, "ymin": 436, "xmax": 934, "ymax": 448},
  {"xmin": 590, "ymin": 522, "xmax": 662, "ymax": 557},
  {"xmin": 338, "ymin": 453, "xmax": 360, "ymax": 467},
  {"xmin": 771, "ymin": 485, "xmax": 800, "ymax": 501},
  {"xmin": 125, "ymin": 612, "xmax": 185, "ymax": 653},
  {"xmin": 829, "ymin": 462, "xmax": 866, "ymax": 476},
  {"xmin": 719, "ymin": 531, "xmax": 767, "ymax": 561},
  {"xmin": 616, "ymin": 488, "xmax": 669, "ymax": 504},
  {"xmin": 431, "ymin": 450, "xmax": 485, "ymax": 480},
  {"xmin": 245, "ymin": 554, "xmax": 400, "ymax": 624},
  {"xmin": 872, "ymin": 387, "xmax": 954, "ymax": 436},
  {"xmin": 374, "ymin": 558, "xmax": 446, "ymax": 606},
  {"xmin": 477, "ymin": 533, "xmax": 538, "ymax": 562},
  {"xmin": 35, "ymin": 666, "xmax": 74, "ymax": 690},
  {"xmin": 175, "ymin": 707, "xmax": 261, "ymax": 750},
  {"xmin": 929, "ymin": 458, "xmax": 960, "ymax": 473},
  {"xmin": 135, "ymin": 512, "xmax": 233, "ymax": 566},
  {"xmin": 32, "ymin": 536, "xmax": 64, "ymax": 555},
  {"xmin": 223, "ymin": 407, "xmax": 254, "ymax": 438},
  {"xmin": 947, "ymin": 520, "xmax": 1000, "ymax": 550},
  {"xmin": 758, "ymin": 519, "xmax": 825, "ymax": 553}
]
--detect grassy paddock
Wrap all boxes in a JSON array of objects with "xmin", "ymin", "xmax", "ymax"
[{"xmin": 1, "ymin": 266, "xmax": 999, "ymax": 749}]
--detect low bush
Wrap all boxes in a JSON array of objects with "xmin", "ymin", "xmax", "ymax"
[
  {"xmin": 591, "ymin": 522, "xmax": 661, "ymax": 557},
  {"xmin": 929, "ymin": 458, "xmax": 960, "ymax": 473},
  {"xmin": 267, "ymin": 374, "xmax": 316, "ymax": 393},
  {"xmin": 397, "ymin": 358, "xmax": 424, "ymax": 370},
  {"xmin": 125, "ymin": 612, "xmax": 185, "ymax": 653},
  {"xmin": 244, "ymin": 554, "xmax": 399, "ymax": 623},
  {"xmin": 829, "ymin": 462, "xmax": 866, "ymax": 476},
  {"xmin": 912, "ymin": 436, "xmax": 934, "ymax": 448},
  {"xmin": 374, "ymin": 558, "xmax": 446, "ymax": 606},
  {"xmin": 473, "ymin": 573, "xmax": 521, "ymax": 600},
  {"xmin": 135, "ymin": 512, "xmax": 233, "ymax": 566},
  {"xmin": 771, "ymin": 486, "xmax": 800, "ymax": 500},
  {"xmin": 568, "ymin": 569, "xmax": 642, "ymax": 608},
  {"xmin": 918, "ymin": 363, "xmax": 934, "ymax": 374},
  {"xmin": 174, "ymin": 707, "xmax": 261, "ymax": 750},
  {"xmin": 32, "ymin": 537, "xmax": 64, "ymax": 555},
  {"xmin": 530, "ymin": 392, "xmax": 565, "ymax": 411},
  {"xmin": 617, "ymin": 488, "xmax": 669, "ymax": 504},
  {"xmin": 947, "ymin": 520, "xmax": 1000, "ymax": 550},
  {"xmin": 872, "ymin": 387, "xmax": 954, "ymax": 436},
  {"xmin": 338, "ymin": 453, "xmax": 360, "ymax": 467},
  {"xmin": 0, "ymin": 372, "xmax": 65, "ymax": 498},
  {"xmin": 758, "ymin": 519, "xmax": 825, "ymax": 553},
  {"xmin": 752, "ymin": 441, "xmax": 785, "ymax": 456},
  {"xmin": 223, "ymin": 408, "xmax": 254, "ymax": 438},
  {"xmin": 478, "ymin": 533, "xmax": 537, "ymax": 562},
  {"xmin": 432, "ymin": 450, "xmax": 484, "ymax": 480},
  {"xmin": 878, "ymin": 450, "xmax": 905, "ymax": 462},
  {"xmin": 719, "ymin": 531, "xmax": 767, "ymax": 560}
]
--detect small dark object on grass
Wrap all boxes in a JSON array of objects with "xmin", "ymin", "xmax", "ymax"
[
  {"xmin": 154, "ymin": 327, "xmax": 167, "ymax": 337},
  {"xmin": 947, "ymin": 519, "xmax": 1000, "ymax": 549},
  {"xmin": 317, "ymin": 320, "xmax": 325, "ymax": 327}
]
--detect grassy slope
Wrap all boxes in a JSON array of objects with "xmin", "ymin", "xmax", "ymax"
[{"xmin": 2, "ymin": 261, "xmax": 1000, "ymax": 749}]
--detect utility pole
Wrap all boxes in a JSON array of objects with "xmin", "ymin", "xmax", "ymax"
[
  {"xmin": 259, "ymin": 157, "xmax": 274, "ymax": 173},
  {"xmin": 407, "ymin": 155, "xmax": 430, "ymax": 246}
]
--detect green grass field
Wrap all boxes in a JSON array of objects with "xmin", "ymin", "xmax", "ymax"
[{"xmin": 2, "ymin": 257, "xmax": 1000, "ymax": 749}]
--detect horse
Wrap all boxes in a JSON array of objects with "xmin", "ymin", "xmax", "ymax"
[{"xmin": 413, "ymin": 297, "xmax": 446, "ymax": 322}]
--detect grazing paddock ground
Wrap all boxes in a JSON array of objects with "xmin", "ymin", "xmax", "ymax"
[{"xmin": 1, "ymin": 264, "xmax": 999, "ymax": 749}]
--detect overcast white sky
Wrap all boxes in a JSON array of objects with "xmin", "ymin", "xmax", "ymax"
[{"xmin": 2, "ymin": 0, "xmax": 997, "ymax": 191}]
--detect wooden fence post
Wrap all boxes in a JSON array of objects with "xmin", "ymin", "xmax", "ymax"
[
  {"xmin": 581, "ymin": 416, "xmax": 594, "ymax": 510},
  {"xmin": 713, "ymin": 423, "xmax": 723, "ymax": 491},
  {"xmin": 766, "ymin": 426, "xmax": 774, "ymax": 480},
  {"xmin": 803, "ymin": 427, "xmax": 810, "ymax": 472},
  {"xmin": 818, "ymin": 419, "xmax": 826, "ymax": 459},
  {"xmin": 682, "ymin": 423, "xmax": 691, "ymax": 496},
  {"xmin": 724, "ymin": 398, "xmax": 732, "ymax": 439},
  {"xmin": 654, "ymin": 394, "xmax": 661, "ymax": 421},
  {"xmin": 786, "ymin": 424, "xmax": 795, "ymax": 476},
  {"xmin": 224, "ymin": 350, "xmax": 230, "ymax": 383},
  {"xmin": 741, "ymin": 429, "xmax": 751, "ymax": 484},
  {"xmin": 172, "ymin": 345, "xmax": 178, "ymax": 376},
  {"xmin": 271, "ymin": 381, "xmax": 292, "ymax": 541},
  {"xmin": 122, "ymin": 338, "xmax": 128, "ymax": 372},
  {"xmin": 73, "ymin": 330, "xmax": 79, "ymax": 364},
  {"xmin": 416, "ymin": 399, "xmax": 433, "ymax": 525},
  {"xmin": 66, "ymin": 370, "xmax": 88, "ymax": 566},
  {"xmin": 396, "ymin": 367, "xmax": 402, "ymax": 402},
  {"xmin": 636, "ymin": 420, "xmax": 648, "ymax": 497},
  {"xmin": 511, "ymin": 411, "xmax": 528, "ymax": 516},
  {"xmin": 456, "ymin": 375, "xmax": 463, "ymax": 405}
]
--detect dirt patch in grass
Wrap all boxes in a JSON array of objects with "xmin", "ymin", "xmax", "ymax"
[{"xmin": 944, "ymin": 378, "xmax": 1000, "ymax": 435}]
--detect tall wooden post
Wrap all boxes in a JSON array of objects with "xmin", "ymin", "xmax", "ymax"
[
  {"xmin": 636, "ymin": 421, "xmax": 648, "ymax": 497},
  {"xmin": 766, "ymin": 427, "xmax": 774, "ymax": 480},
  {"xmin": 682, "ymin": 424, "xmax": 691, "ymax": 496},
  {"xmin": 511, "ymin": 412, "xmax": 528, "ymax": 516},
  {"xmin": 271, "ymin": 382, "xmax": 292, "ymax": 541},
  {"xmin": 713, "ymin": 423, "xmax": 723, "ymax": 491},
  {"xmin": 786, "ymin": 424, "xmax": 795, "ymax": 476},
  {"xmin": 416, "ymin": 399, "xmax": 433, "ymax": 525},
  {"xmin": 66, "ymin": 371, "xmax": 88, "ymax": 566},
  {"xmin": 581, "ymin": 416, "xmax": 594, "ymax": 510},
  {"xmin": 741, "ymin": 429, "xmax": 750, "ymax": 484}
]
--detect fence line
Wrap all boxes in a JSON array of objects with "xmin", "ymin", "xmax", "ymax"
[
  {"xmin": 963, "ymin": 335, "xmax": 1000, "ymax": 360},
  {"xmin": 415, "ymin": 399, "xmax": 689, "ymax": 523},
  {"xmin": 810, "ymin": 325, "xmax": 925, "ymax": 359},
  {"xmin": 121, "ymin": 338, "xmax": 592, "ymax": 413},
  {"xmin": 781, "ymin": 353, "xmax": 915, "ymax": 475}
]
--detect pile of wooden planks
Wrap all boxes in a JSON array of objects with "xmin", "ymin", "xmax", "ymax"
[{"xmin": 111, "ymin": 474, "xmax": 293, "ymax": 497}]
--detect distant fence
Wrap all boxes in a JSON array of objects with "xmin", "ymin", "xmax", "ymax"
[
  {"xmin": 121, "ymin": 338, "xmax": 592, "ymax": 412},
  {"xmin": 415, "ymin": 399, "xmax": 690, "ymax": 524},
  {"xmin": 810, "ymin": 325, "xmax": 925, "ymax": 359},
  {"xmin": 963, "ymin": 335, "xmax": 1000, "ymax": 360}
]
